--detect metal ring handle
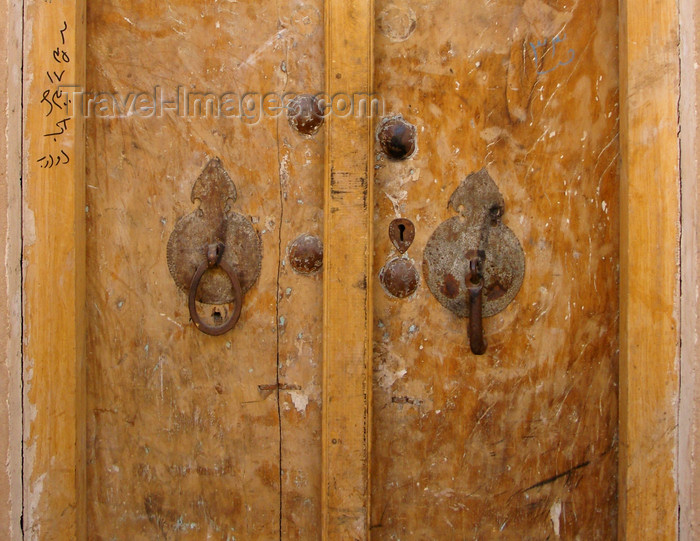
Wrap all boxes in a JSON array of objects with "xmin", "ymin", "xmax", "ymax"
[{"xmin": 188, "ymin": 243, "xmax": 243, "ymax": 336}]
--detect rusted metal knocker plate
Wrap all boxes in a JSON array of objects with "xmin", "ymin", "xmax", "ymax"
[
  {"xmin": 167, "ymin": 158, "xmax": 262, "ymax": 307},
  {"xmin": 423, "ymin": 169, "xmax": 525, "ymax": 319}
]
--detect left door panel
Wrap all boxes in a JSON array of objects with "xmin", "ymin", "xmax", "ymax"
[{"xmin": 85, "ymin": 2, "xmax": 324, "ymax": 538}]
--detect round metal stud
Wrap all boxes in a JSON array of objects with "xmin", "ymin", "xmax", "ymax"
[
  {"xmin": 288, "ymin": 234, "xmax": 323, "ymax": 275},
  {"xmin": 380, "ymin": 257, "xmax": 419, "ymax": 298},
  {"xmin": 377, "ymin": 116, "xmax": 417, "ymax": 160},
  {"xmin": 287, "ymin": 94, "xmax": 324, "ymax": 136}
]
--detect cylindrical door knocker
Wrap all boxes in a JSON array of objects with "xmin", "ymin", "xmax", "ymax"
[
  {"xmin": 466, "ymin": 252, "xmax": 487, "ymax": 355},
  {"xmin": 167, "ymin": 158, "xmax": 262, "ymax": 336}
]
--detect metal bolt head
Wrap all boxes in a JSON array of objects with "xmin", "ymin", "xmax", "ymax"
[
  {"xmin": 288, "ymin": 234, "xmax": 324, "ymax": 275},
  {"xmin": 380, "ymin": 258, "xmax": 419, "ymax": 298},
  {"xmin": 287, "ymin": 94, "xmax": 324, "ymax": 136},
  {"xmin": 377, "ymin": 116, "xmax": 417, "ymax": 160}
]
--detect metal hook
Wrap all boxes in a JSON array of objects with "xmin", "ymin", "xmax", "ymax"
[
  {"xmin": 466, "ymin": 253, "xmax": 487, "ymax": 355},
  {"xmin": 423, "ymin": 170, "xmax": 525, "ymax": 354},
  {"xmin": 188, "ymin": 242, "xmax": 243, "ymax": 336}
]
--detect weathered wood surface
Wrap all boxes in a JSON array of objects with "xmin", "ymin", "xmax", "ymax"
[
  {"xmin": 22, "ymin": 0, "xmax": 87, "ymax": 539},
  {"xmin": 85, "ymin": 1, "xmax": 324, "ymax": 538},
  {"xmin": 0, "ymin": 0, "xmax": 23, "ymax": 538},
  {"xmin": 20, "ymin": 0, "xmax": 690, "ymax": 538},
  {"xmin": 322, "ymin": 0, "xmax": 375, "ymax": 538},
  {"xmin": 619, "ymin": 0, "xmax": 680, "ymax": 538},
  {"xmin": 680, "ymin": 0, "xmax": 700, "ymax": 538},
  {"xmin": 371, "ymin": 0, "xmax": 619, "ymax": 538}
]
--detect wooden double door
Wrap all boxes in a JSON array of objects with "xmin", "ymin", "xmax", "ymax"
[{"xmin": 79, "ymin": 0, "xmax": 619, "ymax": 538}]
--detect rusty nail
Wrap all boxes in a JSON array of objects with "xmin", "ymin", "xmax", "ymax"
[{"xmin": 258, "ymin": 383, "xmax": 302, "ymax": 392}]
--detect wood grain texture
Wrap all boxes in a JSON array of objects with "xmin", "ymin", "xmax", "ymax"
[
  {"xmin": 85, "ymin": 2, "xmax": 324, "ymax": 538},
  {"xmin": 371, "ymin": 0, "xmax": 619, "ymax": 538},
  {"xmin": 619, "ymin": 0, "xmax": 680, "ymax": 538},
  {"xmin": 18, "ymin": 0, "xmax": 687, "ymax": 538},
  {"xmin": 322, "ymin": 0, "xmax": 374, "ymax": 538},
  {"xmin": 0, "ymin": 0, "xmax": 23, "ymax": 537},
  {"xmin": 22, "ymin": 0, "xmax": 87, "ymax": 539},
  {"xmin": 680, "ymin": 1, "xmax": 700, "ymax": 538},
  {"xmin": 275, "ymin": 3, "xmax": 326, "ymax": 538}
]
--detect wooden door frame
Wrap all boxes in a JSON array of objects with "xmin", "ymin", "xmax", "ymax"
[
  {"xmin": 16, "ymin": 0, "xmax": 681, "ymax": 539},
  {"xmin": 618, "ymin": 0, "xmax": 681, "ymax": 537}
]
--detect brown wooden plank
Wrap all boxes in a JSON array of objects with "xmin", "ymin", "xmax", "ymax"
[
  {"xmin": 274, "ymin": 3, "xmax": 326, "ymax": 539},
  {"xmin": 84, "ymin": 2, "xmax": 315, "ymax": 538},
  {"xmin": 322, "ymin": 0, "xmax": 374, "ymax": 537},
  {"xmin": 370, "ymin": 0, "xmax": 619, "ymax": 538},
  {"xmin": 619, "ymin": 0, "xmax": 680, "ymax": 538},
  {"xmin": 679, "ymin": 0, "xmax": 700, "ymax": 536},
  {"xmin": 22, "ymin": 0, "xmax": 87, "ymax": 538},
  {"xmin": 0, "ymin": 0, "xmax": 24, "ymax": 538}
]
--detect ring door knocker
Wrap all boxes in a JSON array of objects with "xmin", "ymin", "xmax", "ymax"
[
  {"xmin": 423, "ymin": 169, "xmax": 525, "ymax": 355},
  {"xmin": 167, "ymin": 158, "xmax": 262, "ymax": 336}
]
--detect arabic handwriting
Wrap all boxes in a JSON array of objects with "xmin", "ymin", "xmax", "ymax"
[
  {"xmin": 37, "ymin": 150, "xmax": 70, "ymax": 170},
  {"xmin": 39, "ymin": 20, "xmax": 73, "ymax": 167}
]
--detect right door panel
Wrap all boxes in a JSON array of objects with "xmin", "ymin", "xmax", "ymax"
[{"xmin": 371, "ymin": 1, "xmax": 619, "ymax": 538}]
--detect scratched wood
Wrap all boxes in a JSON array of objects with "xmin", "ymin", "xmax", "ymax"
[
  {"xmin": 22, "ymin": 0, "xmax": 87, "ymax": 539},
  {"xmin": 24, "ymin": 0, "xmax": 686, "ymax": 537},
  {"xmin": 679, "ymin": 1, "xmax": 700, "ymax": 537},
  {"xmin": 371, "ymin": 1, "xmax": 619, "ymax": 538},
  {"xmin": 322, "ymin": 0, "xmax": 375, "ymax": 538},
  {"xmin": 85, "ymin": 2, "xmax": 324, "ymax": 538},
  {"xmin": 0, "ymin": 0, "xmax": 23, "ymax": 538},
  {"xmin": 275, "ymin": 4, "xmax": 326, "ymax": 538},
  {"xmin": 619, "ymin": 0, "xmax": 680, "ymax": 538}
]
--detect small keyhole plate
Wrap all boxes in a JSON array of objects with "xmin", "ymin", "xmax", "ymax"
[{"xmin": 389, "ymin": 218, "xmax": 415, "ymax": 254}]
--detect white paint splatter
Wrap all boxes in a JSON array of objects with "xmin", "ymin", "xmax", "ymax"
[
  {"xmin": 550, "ymin": 500, "xmax": 562, "ymax": 537},
  {"xmin": 290, "ymin": 391, "xmax": 309, "ymax": 413}
]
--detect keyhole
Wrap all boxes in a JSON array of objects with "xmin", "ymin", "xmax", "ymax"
[{"xmin": 389, "ymin": 218, "xmax": 415, "ymax": 254}]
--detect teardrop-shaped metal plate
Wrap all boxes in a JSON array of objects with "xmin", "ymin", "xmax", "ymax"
[
  {"xmin": 167, "ymin": 158, "xmax": 262, "ymax": 305},
  {"xmin": 423, "ymin": 169, "xmax": 525, "ymax": 318},
  {"xmin": 389, "ymin": 218, "xmax": 415, "ymax": 254}
]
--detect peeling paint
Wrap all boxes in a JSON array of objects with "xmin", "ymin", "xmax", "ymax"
[
  {"xmin": 549, "ymin": 500, "xmax": 562, "ymax": 537},
  {"xmin": 289, "ymin": 391, "xmax": 309, "ymax": 414}
]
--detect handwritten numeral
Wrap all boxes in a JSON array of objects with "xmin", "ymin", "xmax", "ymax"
[
  {"xmin": 529, "ymin": 33, "xmax": 575, "ymax": 75},
  {"xmin": 52, "ymin": 48, "xmax": 70, "ymax": 64}
]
